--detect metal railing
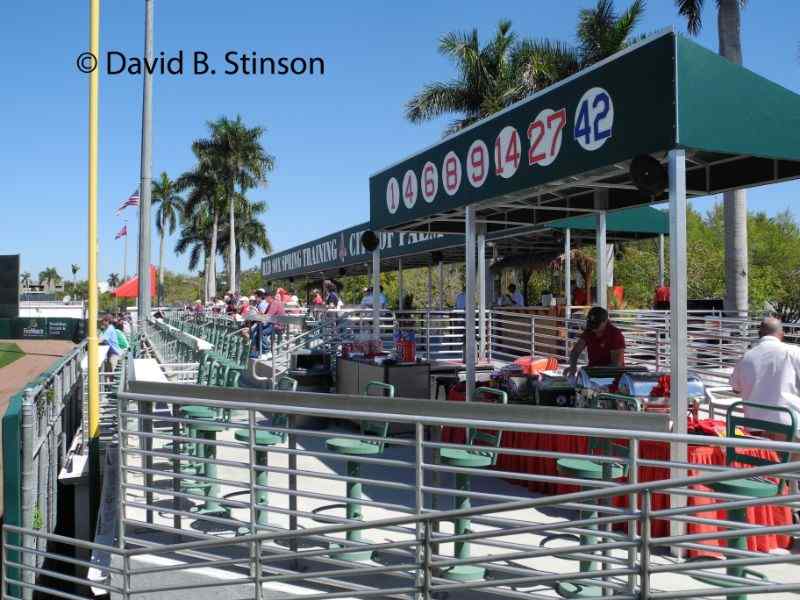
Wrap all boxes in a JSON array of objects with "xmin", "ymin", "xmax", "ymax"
[{"xmin": 7, "ymin": 381, "xmax": 800, "ymax": 599}]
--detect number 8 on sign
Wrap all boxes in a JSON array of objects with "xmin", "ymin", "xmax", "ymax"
[
  {"xmin": 442, "ymin": 151, "xmax": 462, "ymax": 196},
  {"xmin": 494, "ymin": 126, "xmax": 521, "ymax": 179},
  {"xmin": 574, "ymin": 87, "xmax": 614, "ymax": 151},
  {"xmin": 386, "ymin": 177, "xmax": 400, "ymax": 214}
]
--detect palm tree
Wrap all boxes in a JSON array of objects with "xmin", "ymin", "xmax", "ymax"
[
  {"xmin": 577, "ymin": 0, "xmax": 645, "ymax": 65},
  {"xmin": 107, "ymin": 273, "xmax": 120, "ymax": 289},
  {"xmin": 194, "ymin": 116, "xmax": 274, "ymax": 293},
  {"xmin": 675, "ymin": 0, "xmax": 748, "ymax": 315},
  {"xmin": 20, "ymin": 272, "xmax": 31, "ymax": 289},
  {"xmin": 152, "ymin": 172, "xmax": 184, "ymax": 296},
  {"xmin": 175, "ymin": 206, "xmax": 214, "ymax": 302},
  {"xmin": 217, "ymin": 199, "xmax": 272, "ymax": 289},
  {"xmin": 406, "ymin": 2, "xmax": 643, "ymax": 136},
  {"xmin": 177, "ymin": 153, "xmax": 224, "ymax": 300},
  {"xmin": 39, "ymin": 267, "xmax": 61, "ymax": 289},
  {"xmin": 69, "ymin": 264, "xmax": 79, "ymax": 297}
]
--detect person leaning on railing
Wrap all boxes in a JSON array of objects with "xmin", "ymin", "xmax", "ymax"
[{"xmin": 564, "ymin": 306, "xmax": 625, "ymax": 378}]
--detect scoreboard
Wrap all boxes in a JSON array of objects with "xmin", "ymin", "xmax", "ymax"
[{"xmin": 0, "ymin": 254, "xmax": 20, "ymax": 318}]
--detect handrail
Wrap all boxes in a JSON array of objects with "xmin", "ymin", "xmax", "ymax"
[
  {"xmin": 120, "ymin": 387, "xmax": 800, "ymax": 453},
  {"xmin": 6, "ymin": 457, "xmax": 798, "ymax": 560}
]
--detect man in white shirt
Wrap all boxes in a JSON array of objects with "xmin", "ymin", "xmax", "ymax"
[{"xmin": 731, "ymin": 317, "xmax": 800, "ymax": 430}]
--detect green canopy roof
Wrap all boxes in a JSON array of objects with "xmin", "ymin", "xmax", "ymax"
[
  {"xmin": 547, "ymin": 206, "xmax": 668, "ymax": 235},
  {"xmin": 369, "ymin": 30, "xmax": 800, "ymax": 235}
]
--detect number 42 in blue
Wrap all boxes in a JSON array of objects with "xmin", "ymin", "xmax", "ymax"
[{"xmin": 574, "ymin": 88, "xmax": 613, "ymax": 151}]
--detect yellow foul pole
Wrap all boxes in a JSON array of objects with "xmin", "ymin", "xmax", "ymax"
[{"xmin": 88, "ymin": 0, "xmax": 100, "ymax": 439}]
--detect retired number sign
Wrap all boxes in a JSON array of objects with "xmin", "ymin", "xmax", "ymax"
[
  {"xmin": 384, "ymin": 86, "xmax": 615, "ymax": 214},
  {"xmin": 421, "ymin": 161, "xmax": 438, "ymax": 203},
  {"xmin": 574, "ymin": 87, "xmax": 614, "ymax": 151}
]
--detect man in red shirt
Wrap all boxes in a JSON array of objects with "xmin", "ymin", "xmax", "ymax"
[{"xmin": 565, "ymin": 306, "xmax": 626, "ymax": 376}]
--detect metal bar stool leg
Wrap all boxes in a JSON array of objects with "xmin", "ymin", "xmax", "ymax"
[{"xmin": 254, "ymin": 449, "xmax": 269, "ymax": 527}]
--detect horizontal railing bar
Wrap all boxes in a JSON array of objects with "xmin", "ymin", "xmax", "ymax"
[
  {"xmin": 122, "ymin": 389, "xmax": 800, "ymax": 451},
  {"xmin": 648, "ymin": 583, "xmax": 800, "ymax": 600}
]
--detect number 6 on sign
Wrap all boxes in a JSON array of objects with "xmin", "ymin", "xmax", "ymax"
[
  {"xmin": 574, "ymin": 87, "xmax": 614, "ymax": 151},
  {"xmin": 527, "ymin": 108, "xmax": 566, "ymax": 167}
]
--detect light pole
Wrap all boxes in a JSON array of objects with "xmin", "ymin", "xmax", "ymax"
[{"xmin": 137, "ymin": 0, "xmax": 154, "ymax": 319}]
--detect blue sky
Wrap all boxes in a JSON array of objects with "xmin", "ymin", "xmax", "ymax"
[{"xmin": 3, "ymin": 1, "xmax": 799, "ymax": 281}]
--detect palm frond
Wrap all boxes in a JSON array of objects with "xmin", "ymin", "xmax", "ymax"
[
  {"xmin": 405, "ymin": 81, "xmax": 478, "ymax": 124},
  {"xmin": 675, "ymin": 0, "xmax": 705, "ymax": 34}
]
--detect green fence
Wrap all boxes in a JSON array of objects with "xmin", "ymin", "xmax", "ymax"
[
  {"xmin": 3, "ymin": 392, "xmax": 23, "ymax": 596},
  {"xmin": 1, "ymin": 343, "xmax": 87, "ymax": 597},
  {"xmin": 0, "ymin": 318, "xmax": 85, "ymax": 342}
]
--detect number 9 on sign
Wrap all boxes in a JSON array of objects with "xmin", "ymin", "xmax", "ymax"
[{"xmin": 574, "ymin": 87, "xmax": 614, "ymax": 151}]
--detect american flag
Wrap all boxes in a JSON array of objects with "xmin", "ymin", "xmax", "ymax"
[
  {"xmin": 115, "ymin": 225, "xmax": 127, "ymax": 240},
  {"xmin": 115, "ymin": 189, "xmax": 140, "ymax": 215}
]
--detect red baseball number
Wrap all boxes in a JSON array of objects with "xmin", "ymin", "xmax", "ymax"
[
  {"xmin": 386, "ymin": 177, "xmax": 400, "ymax": 214},
  {"xmin": 467, "ymin": 140, "xmax": 489, "ymax": 188},
  {"xmin": 528, "ymin": 108, "xmax": 566, "ymax": 167},
  {"xmin": 442, "ymin": 151, "xmax": 462, "ymax": 195},
  {"xmin": 402, "ymin": 170, "xmax": 418, "ymax": 209},
  {"xmin": 494, "ymin": 126, "xmax": 521, "ymax": 179},
  {"xmin": 527, "ymin": 120, "xmax": 546, "ymax": 164},
  {"xmin": 421, "ymin": 161, "xmax": 438, "ymax": 203}
]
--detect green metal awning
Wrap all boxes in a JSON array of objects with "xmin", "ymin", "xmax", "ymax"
[
  {"xmin": 260, "ymin": 206, "xmax": 666, "ymax": 282},
  {"xmin": 547, "ymin": 206, "xmax": 668, "ymax": 235},
  {"xmin": 368, "ymin": 29, "xmax": 800, "ymax": 234},
  {"xmin": 260, "ymin": 223, "xmax": 464, "ymax": 281}
]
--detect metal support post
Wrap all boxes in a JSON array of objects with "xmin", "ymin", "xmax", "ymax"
[
  {"xmin": 668, "ymin": 148, "xmax": 688, "ymax": 542},
  {"xmin": 398, "ymin": 258, "xmax": 404, "ymax": 312},
  {"xmin": 372, "ymin": 248, "xmax": 381, "ymax": 340},
  {"xmin": 438, "ymin": 261, "xmax": 445, "ymax": 309},
  {"xmin": 595, "ymin": 191, "xmax": 608, "ymax": 309},
  {"xmin": 477, "ymin": 223, "xmax": 487, "ymax": 362},
  {"xmin": 465, "ymin": 206, "xmax": 477, "ymax": 402},
  {"xmin": 658, "ymin": 233, "xmax": 665, "ymax": 288},
  {"xmin": 21, "ymin": 389, "xmax": 35, "ymax": 599},
  {"xmin": 564, "ymin": 228, "xmax": 572, "ymax": 319},
  {"xmin": 427, "ymin": 265, "xmax": 433, "ymax": 309},
  {"xmin": 137, "ymin": 0, "xmax": 154, "ymax": 319}
]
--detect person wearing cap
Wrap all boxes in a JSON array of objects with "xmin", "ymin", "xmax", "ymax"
[{"xmin": 565, "ymin": 306, "xmax": 625, "ymax": 377}]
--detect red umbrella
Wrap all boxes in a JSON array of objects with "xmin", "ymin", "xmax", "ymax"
[{"xmin": 114, "ymin": 265, "xmax": 157, "ymax": 298}]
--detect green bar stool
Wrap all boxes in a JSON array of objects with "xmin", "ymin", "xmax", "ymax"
[
  {"xmin": 550, "ymin": 442, "xmax": 627, "ymax": 598},
  {"xmin": 228, "ymin": 376, "xmax": 297, "ymax": 534},
  {"xmin": 323, "ymin": 381, "xmax": 393, "ymax": 562},
  {"xmin": 692, "ymin": 401, "xmax": 796, "ymax": 600},
  {"xmin": 179, "ymin": 404, "xmax": 230, "ymax": 517},
  {"xmin": 439, "ymin": 387, "xmax": 507, "ymax": 582}
]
